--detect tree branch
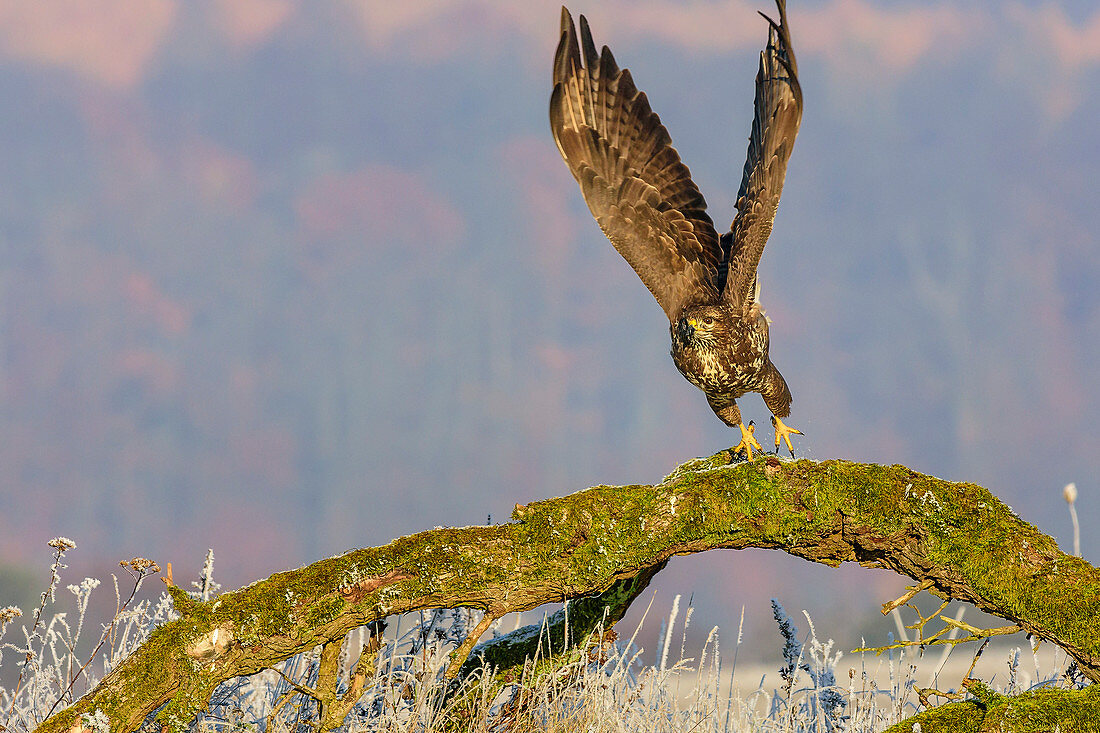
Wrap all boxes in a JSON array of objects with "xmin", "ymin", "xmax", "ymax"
[
  {"xmin": 34, "ymin": 452, "xmax": 1100, "ymax": 733},
  {"xmin": 884, "ymin": 678, "xmax": 1100, "ymax": 732}
]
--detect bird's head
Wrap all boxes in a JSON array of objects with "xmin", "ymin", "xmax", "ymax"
[{"xmin": 675, "ymin": 306, "xmax": 727, "ymax": 346}]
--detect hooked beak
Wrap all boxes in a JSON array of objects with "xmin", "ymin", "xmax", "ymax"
[{"xmin": 677, "ymin": 318, "xmax": 696, "ymax": 340}]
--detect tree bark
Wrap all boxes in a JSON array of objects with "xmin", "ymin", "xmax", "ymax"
[{"xmin": 33, "ymin": 451, "xmax": 1100, "ymax": 733}]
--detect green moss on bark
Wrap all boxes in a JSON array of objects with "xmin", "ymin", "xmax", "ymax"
[
  {"xmin": 884, "ymin": 682, "xmax": 1100, "ymax": 733},
  {"xmin": 33, "ymin": 453, "xmax": 1100, "ymax": 733}
]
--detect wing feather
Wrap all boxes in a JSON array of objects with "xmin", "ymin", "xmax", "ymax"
[
  {"xmin": 722, "ymin": 0, "xmax": 802, "ymax": 316},
  {"xmin": 551, "ymin": 7, "xmax": 723, "ymax": 322}
]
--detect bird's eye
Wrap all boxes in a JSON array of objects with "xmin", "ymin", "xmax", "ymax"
[{"xmin": 703, "ymin": 316, "xmax": 714, "ymax": 325}]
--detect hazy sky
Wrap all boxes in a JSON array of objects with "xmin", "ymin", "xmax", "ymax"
[{"xmin": 0, "ymin": 0, "xmax": 1097, "ymax": 658}]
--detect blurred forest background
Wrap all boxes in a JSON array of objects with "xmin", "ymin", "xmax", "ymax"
[{"xmin": 0, "ymin": 0, "xmax": 1097, "ymax": 661}]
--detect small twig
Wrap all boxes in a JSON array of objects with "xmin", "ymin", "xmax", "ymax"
[
  {"xmin": 939, "ymin": 615, "xmax": 1020, "ymax": 639},
  {"xmin": 854, "ymin": 626, "xmax": 1016, "ymax": 655},
  {"xmin": 917, "ymin": 642, "xmax": 993, "ymax": 708},
  {"xmin": 445, "ymin": 612, "xmax": 499, "ymax": 679},
  {"xmin": 161, "ymin": 562, "xmax": 174, "ymax": 588},
  {"xmin": 904, "ymin": 599, "xmax": 949, "ymax": 633},
  {"xmin": 915, "ymin": 685, "xmax": 965, "ymax": 708},
  {"xmin": 274, "ymin": 666, "xmax": 322, "ymax": 702},
  {"xmin": 965, "ymin": 638, "xmax": 991, "ymax": 680},
  {"xmin": 266, "ymin": 686, "xmax": 302, "ymax": 732},
  {"xmin": 855, "ymin": 609, "xmax": 1019, "ymax": 655},
  {"xmin": 897, "ymin": 599, "xmax": 952, "ymax": 647},
  {"xmin": 882, "ymin": 580, "xmax": 934, "ymax": 615},
  {"xmin": 927, "ymin": 605, "xmax": 966, "ymax": 688}
]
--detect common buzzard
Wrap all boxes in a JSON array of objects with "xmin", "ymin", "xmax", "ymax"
[{"xmin": 550, "ymin": 0, "xmax": 802, "ymax": 459}]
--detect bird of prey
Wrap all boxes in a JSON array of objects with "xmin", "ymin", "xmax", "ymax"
[{"xmin": 550, "ymin": 0, "xmax": 803, "ymax": 459}]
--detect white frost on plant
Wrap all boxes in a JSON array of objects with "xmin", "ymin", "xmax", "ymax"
[{"xmin": 79, "ymin": 709, "xmax": 109, "ymax": 733}]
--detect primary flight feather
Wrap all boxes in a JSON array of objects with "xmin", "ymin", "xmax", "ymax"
[{"xmin": 550, "ymin": 0, "xmax": 803, "ymax": 458}]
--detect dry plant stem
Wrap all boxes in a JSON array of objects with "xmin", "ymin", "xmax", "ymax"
[
  {"xmin": 45, "ymin": 571, "xmax": 153, "ymax": 720},
  {"xmin": 33, "ymin": 453, "xmax": 1100, "ymax": 733},
  {"xmin": 8, "ymin": 544, "xmax": 72, "ymax": 727}
]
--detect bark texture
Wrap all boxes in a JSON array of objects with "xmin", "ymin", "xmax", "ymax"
[{"xmin": 33, "ymin": 452, "xmax": 1100, "ymax": 733}]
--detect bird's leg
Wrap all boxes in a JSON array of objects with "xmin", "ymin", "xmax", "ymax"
[
  {"xmin": 734, "ymin": 421, "xmax": 763, "ymax": 461},
  {"xmin": 711, "ymin": 399, "xmax": 763, "ymax": 461},
  {"xmin": 771, "ymin": 415, "xmax": 802, "ymax": 457}
]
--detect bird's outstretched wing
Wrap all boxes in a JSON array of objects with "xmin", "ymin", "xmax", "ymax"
[
  {"xmin": 722, "ymin": 0, "xmax": 802, "ymax": 316},
  {"xmin": 550, "ymin": 8, "xmax": 723, "ymax": 323}
]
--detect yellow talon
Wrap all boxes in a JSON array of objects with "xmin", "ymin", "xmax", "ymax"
[
  {"xmin": 771, "ymin": 415, "xmax": 803, "ymax": 457},
  {"xmin": 733, "ymin": 421, "xmax": 763, "ymax": 460}
]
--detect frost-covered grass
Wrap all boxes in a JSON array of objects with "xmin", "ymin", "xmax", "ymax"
[
  {"xmin": 0, "ymin": 540, "xmax": 1085, "ymax": 733},
  {"xmin": 0, "ymin": 540, "xmax": 172, "ymax": 731}
]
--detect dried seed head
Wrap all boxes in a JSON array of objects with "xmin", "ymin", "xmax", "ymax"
[
  {"xmin": 120, "ymin": 557, "xmax": 162, "ymax": 575},
  {"xmin": 48, "ymin": 537, "xmax": 76, "ymax": 551}
]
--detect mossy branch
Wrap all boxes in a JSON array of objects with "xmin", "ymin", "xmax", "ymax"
[
  {"xmin": 33, "ymin": 451, "xmax": 1100, "ymax": 733},
  {"xmin": 882, "ymin": 679, "xmax": 1100, "ymax": 733}
]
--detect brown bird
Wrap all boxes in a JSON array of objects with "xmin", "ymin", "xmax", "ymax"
[{"xmin": 549, "ymin": 0, "xmax": 803, "ymax": 460}]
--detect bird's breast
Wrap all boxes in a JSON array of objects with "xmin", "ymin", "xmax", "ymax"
[{"xmin": 670, "ymin": 326, "xmax": 769, "ymax": 398}]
